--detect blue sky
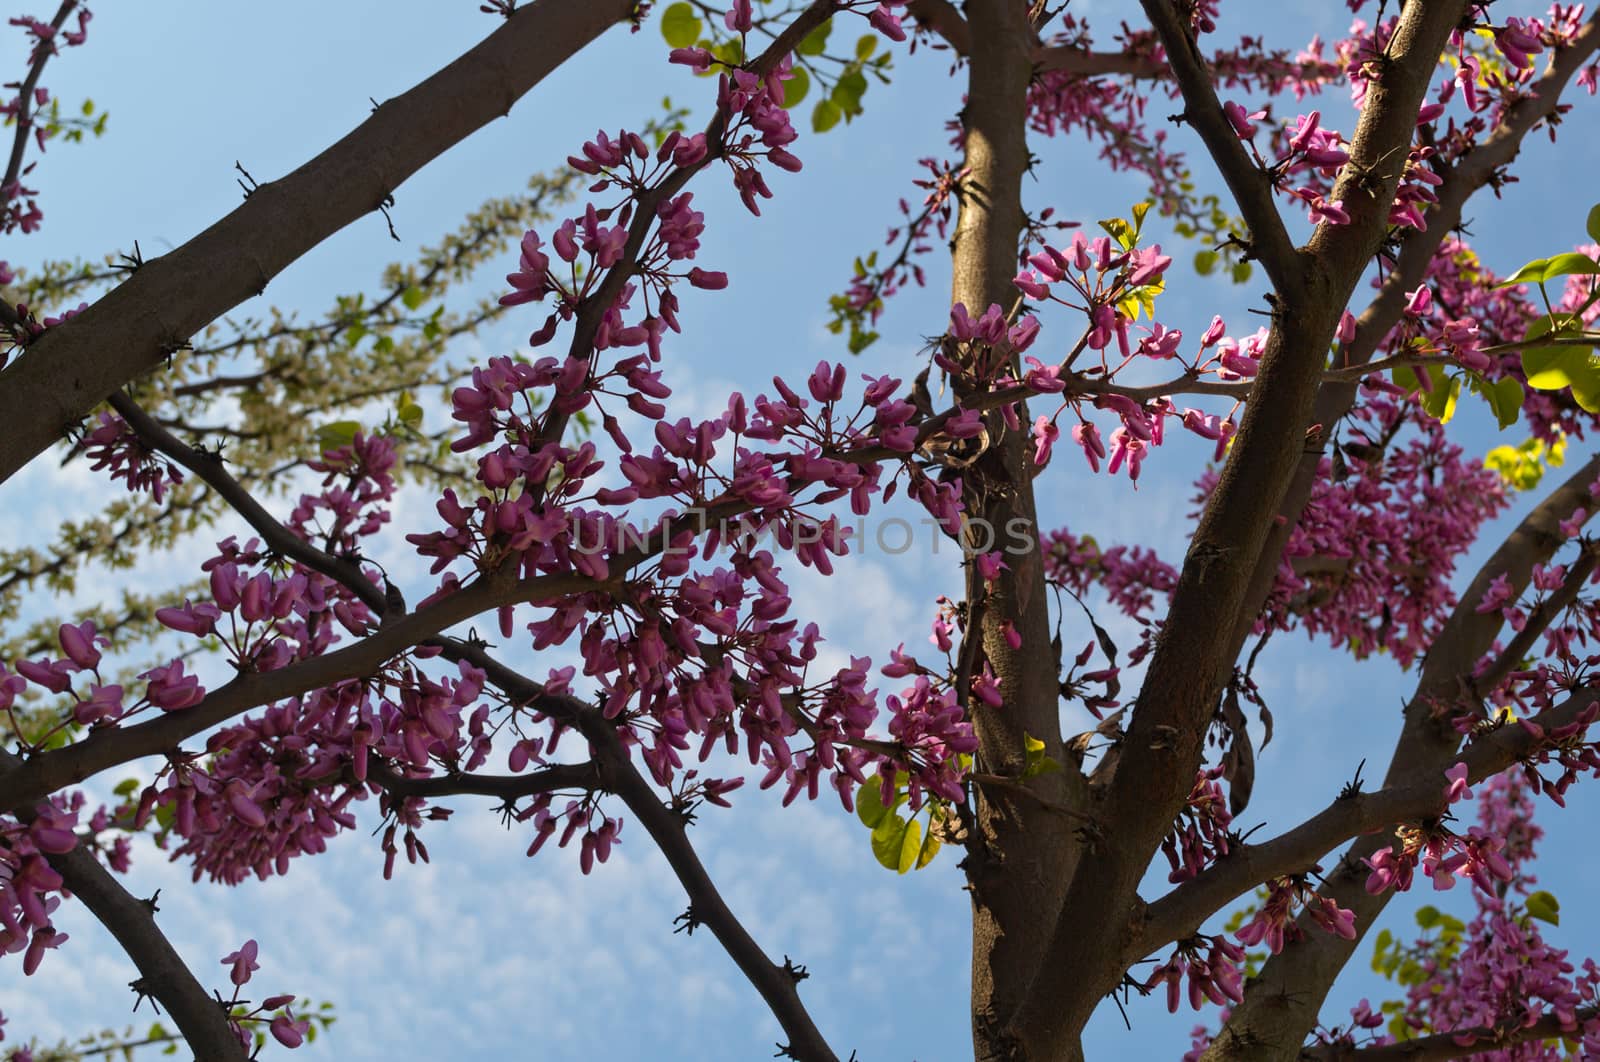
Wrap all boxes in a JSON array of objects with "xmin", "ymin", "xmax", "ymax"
[{"xmin": 6, "ymin": 1, "xmax": 1600, "ymax": 1059}]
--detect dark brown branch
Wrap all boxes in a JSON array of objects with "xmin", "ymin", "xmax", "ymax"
[
  {"xmin": 1139, "ymin": 686, "xmax": 1600, "ymax": 953},
  {"xmin": 1304, "ymin": 1003, "xmax": 1600, "ymax": 1061},
  {"xmin": 1202, "ymin": 451, "xmax": 1600, "ymax": 1058},
  {"xmin": 1011, "ymin": 2, "xmax": 1467, "ymax": 1054},
  {"xmin": 0, "ymin": 0, "xmax": 637, "ymax": 488},
  {"xmin": 1230, "ymin": 9, "xmax": 1600, "ymax": 663},
  {"xmin": 906, "ymin": 0, "xmax": 1166, "ymax": 76},
  {"xmin": 1, "ymin": 750, "xmax": 247, "ymax": 1061},
  {"xmin": 1136, "ymin": 0, "xmax": 1303, "ymax": 298},
  {"xmin": 364, "ymin": 758, "xmax": 603, "ymax": 801},
  {"xmin": 2, "ymin": 1, "xmax": 78, "ymax": 201},
  {"xmin": 442, "ymin": 641, "xmax": 842, "ymax": 1062}
]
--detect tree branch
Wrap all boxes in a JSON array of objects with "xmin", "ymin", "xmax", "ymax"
[
  {"xmin": 2, "ymin": 0, "xmax": 78, "ymax": 202},
  {"xmin": 364, "ymin": 758, "xmax": 604, "ymax": 802},
  {"xmin": 1136, "ymin": 0, "xmax": 1302, "ymax": 298},
  {"xmin": 1139, "ymin": 686, "xmax": 1600, "ymax": 954},
  {"xmin": 2, "ymin": 750, "xmax": 248, "ymax": 1061},
  {"xmin": 1304, "ymin": 1003, "xmax": 1600, "ymax": 1061},
  {"xmin": 1202, "ymin": 453, "xmax": 1600, "ymax": 1058},
  {"xmin": 905, "ymin": 0, "xmax": 1167, "ymax": 77},
  {"xmin": 443, "ymin": 640, "xmax": 843, "ymax": 1062},
  {"xmin": 0, "ymin": 0, "xmax": 637, "ymax": 488},
  {"xmin": 1228, "ymin": 8, "xmax": 1600, "ymax": 665},
  {"xmin": 1009, "ymin": 2, "xmax": 1468, "ymax": 1054}
]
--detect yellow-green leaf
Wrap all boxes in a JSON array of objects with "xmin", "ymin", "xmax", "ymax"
[
  {"xmin": 659, "ymin": 2, "xmax": 702, "ymax": 49},
  {"xmin": 812, "ymin": 98, "xmax": 842, "ymax": 133},
  {"xmin": 782, "ymin": 65, "xmax": 811, "ymax": 109},
  {"xmin": 869, "ymin": 813, "xmax": 908, "ymax": 870},
  {"xmin": 1526, "ymin": 889, "xmax": 1560, "ymax": 925},
  {"xmin": 797, "ymin": 18, "xmax": 832, "ymax": 56}
]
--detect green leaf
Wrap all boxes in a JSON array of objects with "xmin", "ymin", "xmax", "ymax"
[
  {"xmin": 710, "ymin": 37, "xmax": 745, "ymax": 67},
  {"xmin": 846, "ymin": 326, "xmax": 879, "ymax": 354},
  {"xmin": 1587, "ymin": 203, "xmax": 1600, "ymax": 245},
  {"xmin": 1131, "ymin": 200, "xmax": 1152, "ymax": 235},
  {"xmin": 896, "ymin": 817, "xmax": 923, "ymax": 874},
  {"xmin": 1370, "ymin": 928, "xmax": 1394, "ymax": 974},
  {"xmin": 396, "ymin": 392, "xmax": 424, "ymax": 429},
  {"xmin": 113, "ymin": 777, "xmax": 140, "ymax": 797},
  {"xmin": 1520, "ymin": 345, "xmax": 1600, "ymax": 413},
  {"xmin": 856, "ymin": 782, "xmax": 892, "ymax": 829},
  {"xmin": 797, "ymin": 18, "xmax": 832, "ymax": 56},
  {"xmin": 1395, "ymin": 363, "xmax": 1461, "ymax": 423},
  {"xmin": 781, "ymin": 65, "xmax": 811, "ymax": 108},
  {"xmin": 1543, "ymin": 252, "xmax": 1600, "ymax": 281},
  {"xmin": 833, "ymin": 69, "xmax": 868, "ymax": 116},
  {"xmin": 856, "ymin": 34, "xmax": 878, "ymax": 59},
  {"xmin": 1526, "ymin": 889, "xmax": 1561, "ymax": 925},
  {"xmin": 1499, "ymin": 257, "xmax": 1550, "ymax": 287},
  {"xmin": 812, "ymin": 98, "xmax": 842, "ymax": 133},
  {"xmin": 400, "ymin": 285, "xmax": 426, "ymax": 311},
  {"xmin": 1193, "ymin": 249, "xmax": 1218, "ymax": 276},
  {"xmin": 869, "ymin": 813, "xmax": 909, "ymax": 870},
  {"xmin": 1099, "ymin": 215, "xmax": 1134, "ymax": 251},
  {"xmin": 1486, "ymin": 375, "xmax": 1524, "ymax": 428},
  {"xmin": 1415, "ymin": 905, "xmax": 1440, "ymax": 929},
  {"xmin": 659, "ymin": 2, "xmax": 702, "ymax": 49},
  {"xmin": 914, "ymin": 818, "xmax": 941, "ymax": 869},
  {"xmin": 1230, "ymin": 260, "xmax": 1253, "ymax": 284},
  {"xmin": 316, "ymin": 420, "xmax": 361, "ymax": 453},
  {"xmin": 1021, "ymin": 732, "xmax": 1063, "ymax": 778}
]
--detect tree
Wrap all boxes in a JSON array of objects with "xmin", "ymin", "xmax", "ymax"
[{"xmin": 4, "ymin": 0, "xmax": 1600, "ymax": 1058}]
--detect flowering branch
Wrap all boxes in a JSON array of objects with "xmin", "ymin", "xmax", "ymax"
[
  {"xmin": 1229, "ymin": 7, "xmax": 1600, "ymax": 664},
  {"xmin": 444, "ymin": 640, "xmax": 843, "ymax": 1062},
  {"xmin": 1010, "ymin": 2, "xmax": 1471, "ymax": 1053},
  {"xmin": 1304, "ymin": 1003, "xmax": 1600, "ymax": 1061},
  {"xmin": 0, "ymin": 750, "xmax": 248, "ymax": 1060},
  {"xmin": 0, "ymin": 0, "xmax": 638, "ymax": 488},
  {"xmin": 1135, "ymin": 0, "xmax": 1301, "ymax": 297},
  {"xmin": 1138, "ymin": 686, "xmax": 1600, "ymax": 957},
  {"xmin": 1207, "ymin": 449, "xmax": 1600, "ymax": 1054},
  {"xmin": 905, "ymin": 0, "xmax": 1165, "ymax": 77}
]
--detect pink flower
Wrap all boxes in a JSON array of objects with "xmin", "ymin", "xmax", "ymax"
[
  {"xmin": 270, "ymin": 1012, "xmax": 310, "ymax": 1049},
  {"xmin": 1222, "ymin": 101, "xmax": 1265, "ymax": 139},
  {"xmin": 1443, "ymin": 762, "xmax": 1473, "ymax": 804},
  {"xmin": 222, "ymin": 940, "xmax": 260, "ymax": 986},
  {"xmin": 868, "ymin": 3, "xmax": 907, "ymax": 42}
]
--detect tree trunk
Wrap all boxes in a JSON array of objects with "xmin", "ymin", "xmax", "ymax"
[{"xmin": 949, "ymin": 3, "xmax": 1087, "ymax": 1059}]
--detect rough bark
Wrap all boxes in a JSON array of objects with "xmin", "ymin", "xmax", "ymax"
[
  {"xmin": 1004, "ymin": 1, "xmax": 1467, "ymax": 1056},
  {"xmin": 949, "ymin": 3, "xmax": 1085, "ymax": 1059}
]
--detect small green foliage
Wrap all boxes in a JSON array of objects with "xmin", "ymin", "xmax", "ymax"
[
  {"xmin": 316, "ymin": 420, "xmax": 363, "ymax": 453},
  {"xmin": 1021, "ymin": 733, "xmax": 1062, "ymax": 778},
  {"xmin": 796, "ymin": 17, "xmax": 832, "ymax": 56},
  {"xmin": 782, "ymin": 65, "xmax": 811, "ymax": 108},
  {"xmin": 1393, "ymin": 363, "xmax": 1460, "ymax": 424},
  {"xmin": 812, "ymin": 97, "xmax": 842, "ymax": 133},
  {"xmin": 856, "ymin": 774, "xmax": 943, "ymax": 872},
  {"xmin": 1470, "ymin": 374, "xmax": 1525, "ymax": 429},
  {"xmin": 1525, "ymin": 889, "xmax": 1560, "ymax": 926},
  {"xmin": 659, "ymin": 2, "xmax": 702, "ymax": 48}
]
